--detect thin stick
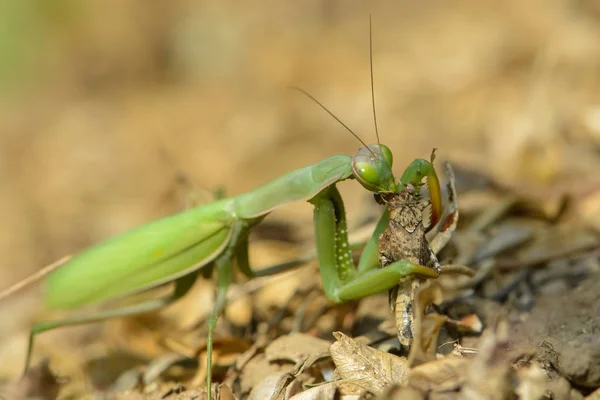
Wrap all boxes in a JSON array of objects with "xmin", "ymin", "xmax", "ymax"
[{"xmin": 0, "ymin": 256, "xmax": 71, "ymax": 302}]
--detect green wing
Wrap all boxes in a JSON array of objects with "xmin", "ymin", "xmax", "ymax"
[{"xmin": 45, "ymin": 199, "xmax": 235, "ymax": 309}]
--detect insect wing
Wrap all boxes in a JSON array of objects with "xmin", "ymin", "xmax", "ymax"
[{"xmin": 45, "ymin": 200, "xmax": 234, "ymax": 309}]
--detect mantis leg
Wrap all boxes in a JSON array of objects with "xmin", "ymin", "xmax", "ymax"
[
  {"xmin": 24, "ymin": 271, "xmax": 198, "ymax": 374},
  {"xmin": 429, "ymin": 162, "xmax": 459, "ymax": 254},
  {"xmin": 356, "ymin": 207, "xmax": 389, "ymax": 274},
  {"xmin": 235, "ymin": 222, "xmax": 368, "ymax": 279},
  {"xmin": 336, "ymin": 259, "xmax": 438, "ymax": 301},
  {"xmin": 399, "ymin": 153, "xmax": 443, "ymax": 231},
  {"xmin": 232, "ymin": 220, "xmax": 310, "ymax": 279},
  {"xmin": 202, "ymin": 220, "xmax": 250, "ymax": 400},
  {"xmin": 206, "ymin": 252, "xmax": 233, "ymax": 398},
  {"xmin": 310, "ymin": 186, "xmax": 438, "ymax": 303},
  {"xmin": 309, "ymin": 185, "xmax": 354, "ymax": 303}
]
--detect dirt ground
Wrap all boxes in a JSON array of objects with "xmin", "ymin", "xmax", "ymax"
[{"xmin": 0, "ymin": 1, "xmax": 599, "ymax": 399}]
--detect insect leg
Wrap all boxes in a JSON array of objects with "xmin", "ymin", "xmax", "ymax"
[
  {"xmin": 205, "ymin": 253, "xmax": 233, "ymax": 399},
  {"xmin": 24, "ymin": 271, "xmax": 198, "ymax": 374}
]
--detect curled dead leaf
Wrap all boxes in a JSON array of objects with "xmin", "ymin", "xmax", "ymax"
[
  {"xmin": 407, "ymin": 282, "xmax": 446, "ymax": 367},
  {"xmin": 409, "ymin": 357, "xmax": 468, "ymax": 393},
  {"xmin": 329, "ymin": 331, "xmax": 410, "ymax": 394},
  {"xmin": 265, "ymin": 332, "xmax": 331, "ymax": 364}
]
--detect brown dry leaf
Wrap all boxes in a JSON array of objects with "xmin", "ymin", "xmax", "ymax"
[
  {"xmin": 113, "ymin": 383, "xmax": 212, "ymax": 400},
  {"xmin": 376, "ymin": 385, "xmax": 424, "ymax": 400},
  {"xmin": 222, "ymin": 338, "xmax": 270, "ymax": 391},
  {"xmin": 225, "ymin": 289, "xmax": 254, "ymax": 329},
  {"xmin": 408, "ymin": 313, "xmax": 448, "ymax": 367},
  {"xmin": 545, "ymin": 375, "xmax": 575, "ymax": 400},
  {"xmin": 0, "ymin": 360, "xmax": 60, "ymax": 400},
  {"xmin": 409, "ymin": 357, "xmax": 468, "ymax": 394},
  {"xmin": 329, "ymin": 331, "xmax": 409, "ymax": 394},
  {"xmin": 459, "ymin": 318, "xmax": 512, "ymax": 400},
  {"xmin": 514, "ymin": 362, "xmax": 549, "ymax": 400},
  {"xmin": 265, "ymin": 332, "xmax": 331, "ymax": 364},
  {"xmin": 239, "ymin": 353, "xmax": 291, "ymax": 395},
  {"xmin": 247, "ymin": 373, "xmax": 298, "ymax": 400},
  {"xmin": 105, "ymin": 315, "xmax": 172, "ymax": 360},
  {"xmin": 237, "ymin": 333, "xmax": 334, "ymax": 399},
  {"xmin": 585, "ymin": 386, "xmax": 600, "ymax": 400},
  {"xmin": 177, "ymin": 335, "xmax": 253, "ymax": 390},
  {"xmin": 217, "ymin": 383, "xmax": 238, "ymax": 400},
  {"xmin": 248, "ymin": 352, "xmax": 332, "ymax": 400},
  {"xmin": 159, "ymin": 279, "xmax": 215, "ymax": 331},
  {"xmin": 289, "ymin": 381, "xmax": 366, "ymax": 400},
  {"xmin": 407, "ymin": 282, "xmax": 446, "ymax": 367},
  {"xmin": 251, "ymin": 240, "xmax": 308, "ymax": 311}
]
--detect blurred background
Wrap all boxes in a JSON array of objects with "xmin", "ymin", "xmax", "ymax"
[{"xmin": 1, "ymin": 0, "xmax": 600, "ymax": 390}]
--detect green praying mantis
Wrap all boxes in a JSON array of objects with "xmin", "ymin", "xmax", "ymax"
[
  {"xmin": 18, "ymin": 25, "xmax": 459, "ymax": 400},
  {"xmin": 24, "ymin": 137, "xmax": 451, "ymax": 393}
]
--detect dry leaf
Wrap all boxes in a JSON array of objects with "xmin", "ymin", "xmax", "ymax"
[
  {"xmin": 0, "ymin": 361, "xmax": 60, "ymax": 400},
  {"xmin": 240, "ymin": 354, "xmax": 291, "ymax": 394},
  {"xmin": 407, "ymin": 282, "xmax": 446, "ymax": 367},
  {"xmin": 514, "ymin": 362, "xmax": 548, "ymax": 400},
  {"xmin": 217, "ymin": 383, "xmax": 238, "ymax": 400},
  {"xmin": 289, "ymin": 381, "xmax": 366, "ymax": 400},
  {"xmin": 409, "ymin": 357, "xmax": 468, "ymax": 393},
  {"xmin": 585, "ymin": 386, "xmax": 600, "ymax": 400},
  {"xmin": 265, "ymin": 333, "xmax": 332, "ymax": 363},
  {"xmin": 329, "ymin": 331, "xmax": 410, "ymax": 394},
  {"xmin": 376, "ymin": 385, "xmax": 424, "ymax": 400},
  {"xmin": 247, "ymin": 373, "xmax": 294, "ymax": 400}
]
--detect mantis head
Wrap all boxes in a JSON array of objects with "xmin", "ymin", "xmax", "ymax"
[
  {"xmin": 352, "ymin": 144, "xmax": 398, "ymax": 193},
  {"xmin": 365, "ymin": 150, "xmax": 443, "ymax": 232}
]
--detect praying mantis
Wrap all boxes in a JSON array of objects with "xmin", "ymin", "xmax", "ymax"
[
  {"xmin": 24, "ymin": 140, "xmax": 453, "ymax": 396},
  {"xmin": 19, "ymin": 24, "xmax": 459, "ymax": 400}
]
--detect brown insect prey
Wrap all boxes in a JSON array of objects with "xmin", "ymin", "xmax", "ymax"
[{"xmin": 378, "ymin": 189, "xmax": 441, "ymax": 348}]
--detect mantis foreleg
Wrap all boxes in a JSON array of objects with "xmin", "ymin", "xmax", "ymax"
[
  {"xmin": 356, "ymin": 208, "xmax": 389, "ymax": 274},
  {"xmin": 336, "ymin": 259, "xmax": 438, "ymax": 301},
  {"xmin": 309, "ymin": 185, "xmax": 438, "ymax": 304}
]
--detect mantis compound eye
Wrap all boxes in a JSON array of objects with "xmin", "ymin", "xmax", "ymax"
[
  {"xmin": 379, "ymin": 144, "xmax": 393, "ymax": 168},
  {"xmin": 352, "ymin": 144, "xmax": 396, "ymax": 193}
]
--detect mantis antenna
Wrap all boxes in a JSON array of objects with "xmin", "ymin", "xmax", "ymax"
[
  {"xmin": 289, "ymin": 86, "xmax": 378, "ymax": 159},
  {"xmin": 369, "ymin": 15, "xmax": 381, "ymax": 150},
  {"xmin": 291, "ymin": 17, "xmax": 384, "ymax": 161}
]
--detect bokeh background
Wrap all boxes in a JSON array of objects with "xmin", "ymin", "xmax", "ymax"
[{"xmin": 1, "ymin": 0, "xmax": 600, "ymax": 389}]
